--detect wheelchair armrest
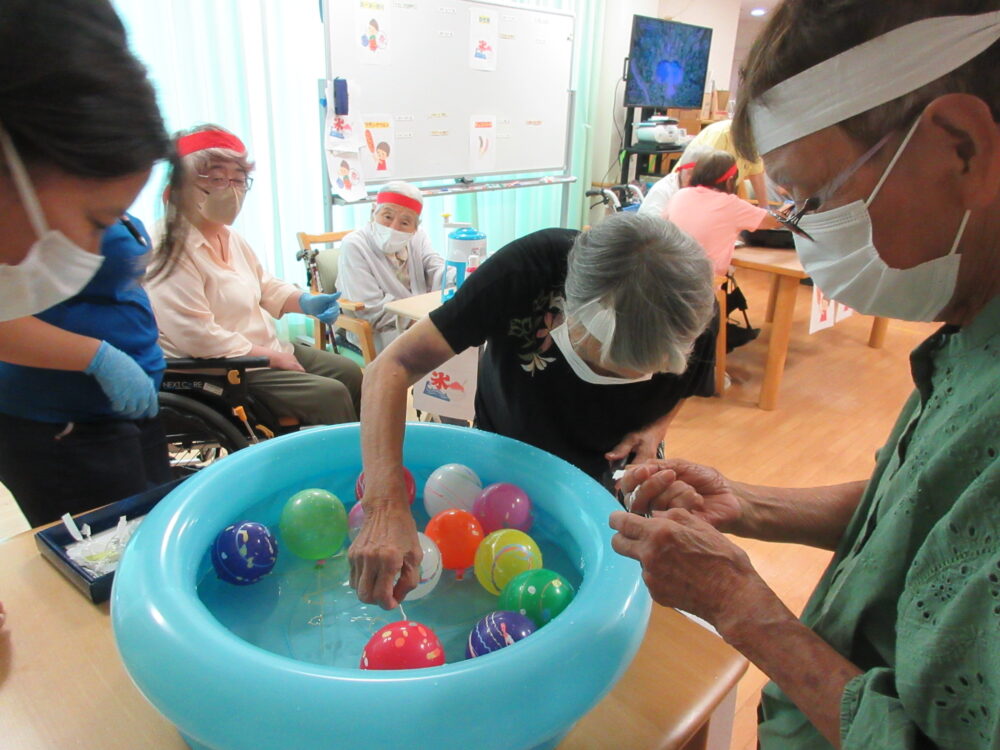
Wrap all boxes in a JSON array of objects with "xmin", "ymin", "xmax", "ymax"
[{"xmin": 164, "ymin": 356, "xmax": 271, "ymax": 370}]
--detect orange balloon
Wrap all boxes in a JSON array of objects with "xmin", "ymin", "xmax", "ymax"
[{"xmin": 424, "ymin": 509, "xmax": 483, "ymax": 571}]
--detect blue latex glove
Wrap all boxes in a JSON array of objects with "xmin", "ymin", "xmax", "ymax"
[
  {"xmin": 84, "ymin": 341, "xmax": 159, "ymax": 420},
  {"xmin": 299, "ymin": 292, "xmax": 342, "ymax": 324}
]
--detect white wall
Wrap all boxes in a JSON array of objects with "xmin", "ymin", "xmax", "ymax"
[
  {"xmin": 659, "ymin": 0, "xmax": 742, "ymax": 100},
  {"xmin": 588, "ymin": 0, "xmax": 742, "ymax": 208},
  {"xmin": 590, "ymin": 0, "xmax": 660, "ymax": 193}
]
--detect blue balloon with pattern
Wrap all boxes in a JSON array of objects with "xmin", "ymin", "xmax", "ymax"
[
  {"xmin": 211, "ymin": 521, "xmax": 278, "ymax": 585},
  {"xmin": 466, "ymin": 611, "xmax": 536, "ymax": 658}
]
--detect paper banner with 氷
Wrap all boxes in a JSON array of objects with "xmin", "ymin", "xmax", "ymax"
[
  {"xmin": 412, "ymin": 347, "xmax": 479, "ymax": 422},
  {"xmin": 469, "ymin": 7, "xmax": 498, "ymax": 71}
]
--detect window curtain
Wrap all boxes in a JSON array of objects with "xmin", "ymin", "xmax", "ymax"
[{"xmin": 112, "ymin": 0, "xmax": 605, "ymax": 341}]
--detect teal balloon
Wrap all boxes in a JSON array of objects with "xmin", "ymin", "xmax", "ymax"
[{"xmin": 279, "ymin": 488, "xmax": 347, "ymax": 560}]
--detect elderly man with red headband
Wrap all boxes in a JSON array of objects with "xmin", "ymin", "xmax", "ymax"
[
  {"xmin": 146, "ymin": 125, "xmax": 363, "ymax": 426},
  {"xmin": 336, "ymin": 181, "xmax": 444, "ymax": 354}
]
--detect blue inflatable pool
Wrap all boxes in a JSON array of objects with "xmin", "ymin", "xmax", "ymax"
[{"xmin": 112, "ymin": 423, "xmax": 650, "ymax": 750}]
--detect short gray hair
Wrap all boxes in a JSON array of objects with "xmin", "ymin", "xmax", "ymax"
[{"xmin": 565, "ymin": 212, "xmax": 714, "ymax": 374}]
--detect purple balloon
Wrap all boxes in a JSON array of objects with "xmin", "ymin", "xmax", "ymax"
[
  {"xmin": 211, "ymin": 521, "xmax": 278, "ymax": 585},
  {"xmin": 466, "ymin": 610, "xmax": 536, "ymax": 658},
  {"xmin": 472, "ymin": 482, "xmax": 533, "ymax": 534}
]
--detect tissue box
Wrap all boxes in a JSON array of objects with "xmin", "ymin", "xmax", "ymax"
[{"xmin": 34, "ymin": 479, "xmax": 184, "ymax": 603}]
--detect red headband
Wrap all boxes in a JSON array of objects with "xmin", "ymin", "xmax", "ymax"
[
  {"xmin": 714, "ymin": 164, "xmax": 739, "ymax": 184},
  {"xmin": 377, "ymin": 191, "xmax": 422, "ymax": 215},
  {"xmin": 176, "ymin": 130, "xmax": 246, "ymax": 157},
  {"xmin": 676, "ymin": 162, "xmax": 697, "ymax": 172}
]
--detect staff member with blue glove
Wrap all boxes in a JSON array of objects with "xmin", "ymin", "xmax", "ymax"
[
  {"xmin": 0, "ymin": 215, "xmax": 171, "ymax": 526},
  {"xmin": 147, "ymin": 125, "xmax": 362, "ymax": 427}
]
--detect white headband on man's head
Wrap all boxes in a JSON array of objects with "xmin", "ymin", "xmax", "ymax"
[{"xmin": 749, "ymin": 10, "xmax": 1000, "ymax": 156}]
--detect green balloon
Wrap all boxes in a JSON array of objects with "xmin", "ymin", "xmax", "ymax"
[
  {"xmin": 279, "ymin": 488, "xmax": 347, "ymax": 560},
  {"xmin": 498, "ymin": 568, "xmax": 575, "ymax": 627}
]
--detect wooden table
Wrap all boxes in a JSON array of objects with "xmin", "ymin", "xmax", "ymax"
[
  {"xmin": 384, "ymin": 290, "xmax": 442, "ymax": 326},
  {"xmin": 0, "ymin": 529, "xmax": 746, "ymax": 750},
  {"xmin": 731, "ymin": 246, "xmax": 889, "ymax": 410}
]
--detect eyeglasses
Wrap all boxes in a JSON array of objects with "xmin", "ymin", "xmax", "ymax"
[
  {"xmin": 767, "ymin": 130, "xmax": 895, "ymax": 242},
  {"xmin": 197, "ymin": 173, "xmax": 253, "ymax": 191}
]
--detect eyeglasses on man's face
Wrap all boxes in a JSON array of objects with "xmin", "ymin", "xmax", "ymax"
[{"xmin": 767, "ymin": 130, "xmax": 896, "ymax": 241}]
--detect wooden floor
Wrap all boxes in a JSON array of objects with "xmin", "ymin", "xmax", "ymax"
[{"xmin": 0, "ymin": 266, "xmax": 936, "ymax": 749}]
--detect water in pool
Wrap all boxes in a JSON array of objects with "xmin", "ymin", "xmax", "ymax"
[{"xmin": 197, "ymin": 477, "xmax": 583, "ymax": 669}]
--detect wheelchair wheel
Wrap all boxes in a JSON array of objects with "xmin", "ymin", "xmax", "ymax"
[{"xmin": 158, "ymin": 392, "xmax": 249, "ymax": 478}]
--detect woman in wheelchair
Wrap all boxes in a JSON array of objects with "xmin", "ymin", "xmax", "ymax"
[{"xmin": 146, "ymin": 125, "xmax": 363, "ymax": 429}]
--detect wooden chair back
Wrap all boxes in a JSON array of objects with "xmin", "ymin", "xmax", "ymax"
[{"xmin": 295, "ymin": 231, "xmax": 377, "ymax": 365}]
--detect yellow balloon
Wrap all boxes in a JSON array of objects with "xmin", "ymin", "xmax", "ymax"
[{"xmin": 474, "ymin": 529, "xmax": 543, "ymax": 595}]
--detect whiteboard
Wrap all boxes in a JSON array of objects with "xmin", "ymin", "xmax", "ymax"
[{"xmin": 324, "ymin": 0, "xmax": 575, "ymax": 183}]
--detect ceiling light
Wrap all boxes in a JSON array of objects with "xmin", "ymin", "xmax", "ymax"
[{"xmin": 750, "ymin": 8, "xmax": 767, "ymax": 16}]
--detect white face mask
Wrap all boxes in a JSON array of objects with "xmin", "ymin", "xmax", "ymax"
[
  {"xmin": 549, "ymin": 299, "xmax": 654, "ymax": 386},
  {"xmin": 198, "ymin": 186, "xmax": 244, "ymax": 226},
  {"xmin": 0, "ymin": 121, "xmax": 104, "ymax": 322},
  {"xmin": 794, "ymin": 117, "xmax": 970, "ymax": 322},
  {"xmin": 371, "ymin": 220, "xmax": 411, "ymax": 254}
]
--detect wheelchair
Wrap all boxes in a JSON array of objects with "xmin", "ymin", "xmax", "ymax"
[{"xmin": 158, "ymin": 356, "xmax": 297, "ymax": 478}]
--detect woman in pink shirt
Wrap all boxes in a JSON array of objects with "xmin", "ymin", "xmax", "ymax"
[
  {"xmin": 146, "ymin": 126, "xmax": 363, "ymax": 426},
  {"xmin": 666, "ymin": 151, "xmax": 779, "ymax": 276}
]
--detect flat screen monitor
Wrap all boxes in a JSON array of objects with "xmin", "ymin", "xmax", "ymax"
[{"xmin": 624, "ymin": 16, "xmax": 712, "ymax": 109}]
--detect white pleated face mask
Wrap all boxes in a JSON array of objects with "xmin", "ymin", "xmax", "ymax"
[
  {"xmin": 549, "ymin": 299, "xmax": 654, "ymax": 386},
  {"xmin": 794, "ymin": 117, "xmax": 970, "ymax": 322},
  {"xmin": 0, "ymin": 121, "xmax": 104, "ymax": 322},
  {"xmin": 371, "ymin": 221, "xmax": 411, "ymax": 254}
]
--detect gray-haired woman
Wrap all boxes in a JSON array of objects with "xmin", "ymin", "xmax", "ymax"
[{"xmin": 349, "ymin": 211, "xmax": 717, "ymax": 609}]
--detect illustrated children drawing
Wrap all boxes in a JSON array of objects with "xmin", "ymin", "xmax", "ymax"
[
  {"xmin": 361, "ymin": 19, "xmax": 384, "ymax": 52},
  {"xmin": 337, "ymin": 159, "xmax": 354, "ymax": 190},
  {"xmin": 375, "ymin": 141, "xmax": 390, "ymax": 171}
]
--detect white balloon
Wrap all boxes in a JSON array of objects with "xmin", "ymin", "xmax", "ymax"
[
  {"xmin": 423, "ymin": 463, "xmax": 482, "ymax": 517},
  {"xmin": 408, "ymin": 532, "xmax": 443, "ymax": 600}
]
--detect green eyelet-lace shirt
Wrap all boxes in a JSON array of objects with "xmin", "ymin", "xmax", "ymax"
[{"xmin": 758, "ymin": 295, "xmax": 1000, "ymax": 749}]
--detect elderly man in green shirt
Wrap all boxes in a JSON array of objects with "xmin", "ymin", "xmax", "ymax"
[{"xmin": 609, "ymin": 2, "xmax": 1000, "ymax": 749}]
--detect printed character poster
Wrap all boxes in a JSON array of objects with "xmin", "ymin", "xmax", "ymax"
[
  {"xmin": 809, "ymin": 284, "xmax": 836, "ymax": 334},
  {"xmin": 469, "ymin": 7, "xmax": 498, "ymax": 71},
  {"xmin": 412, "ymin": 347, "xmax": 479, "ymax": 422},
  {"xmin": 469, "ymin": 115, "xmax": 496, "ymax": 172},
  {"xmin": 357, "ymin": 0, "xmax": 390, "ymax": 65},
  {"xmin": 361, "ymin": 115, "xmax": 395, "ymax": 177},
  {"xmin": 326, "ymin": 149, "xmax": 367, "ymax": 203}
]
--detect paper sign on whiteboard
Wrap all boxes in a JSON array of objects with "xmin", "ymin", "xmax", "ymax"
[
  {"xmin": 412, "ymin": 347, "xmax": 479, "ymax": 421},
  {"xmin": 326, "ymin": 148, "xmax": 367, "ymax": 202},
  {"xmin": 361, "ymin": 115, "xmax": 394, "ymax": 177},
  {"xmin": 357, "ymin": 1, "xmax": 391, "ymax": 65},
  {"xmin": 469, "ymin": 115, "xmax": 496, "ymax": 173},
  {"xmin": 469, "ymin": 7, "xmax": 498, "ymax": 71}
]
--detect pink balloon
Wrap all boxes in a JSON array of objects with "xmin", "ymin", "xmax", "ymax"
[{"xmin": 472, "ymin": 482, "xmax": 533, "ymax": 534}]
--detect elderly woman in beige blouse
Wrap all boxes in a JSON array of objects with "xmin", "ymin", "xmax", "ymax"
[{"xmin": 146, "ymin": 125, "xmax": 362, "ymax": 426}]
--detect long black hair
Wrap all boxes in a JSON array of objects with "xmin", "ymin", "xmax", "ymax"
[{"xmin": 0, "ymin": 0, "xmax": 182, "ymax": 276}]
